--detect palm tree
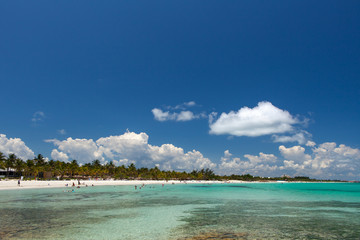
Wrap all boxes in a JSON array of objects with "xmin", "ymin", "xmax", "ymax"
[
  {"xmin": 105, "ymin": 161, "xmax": 115, "ymax": 178},
  {"xmin": 91, "ymin": 159, "xmax": 103, "ymax": 178},
  {"xmin": 127, "ymin": 163, "xmax": 138, "ymax": 178},
  {"xmin": 34, "ymin": 154, "xmax": 47, "ymax": 178},
  {"xmin": 53, "ymin": 160, "xmax": 66, "ymax": 179},
  {"xmin": 70, "ymin": 160, "xmax": 79, "ymax": 177},
  {"xmin": 14, "ymin": 158, "xmax": 25, "ymax": 176},
  {"xmin": 25, "ymin": 159, "xmax": 35, "ymax": 178},
  {"xmin": 0, "ymin": 151, "xmax": 6, "ymax": 169},
  {"xmin": 5, "ymin": 153, "xmax": 17, "ymax": 177},
  {"xmin": 47, "ymin": 160, "xmax": 55, "ymax": 176},
  {"xmin": 150, "ymin": 166, "xmax": 161, "ymax": 180}
]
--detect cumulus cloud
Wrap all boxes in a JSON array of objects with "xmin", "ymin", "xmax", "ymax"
[
  {"xmin": 0, "ymin": 134, "xmax": 35, "ymax": 160},
  {"xmin": 217, "ymin": 150, "xmax": 279, "ymax": 176},
  {"xmin": 216, "ymin": 142, "xmax": 360, "ymax": 180},
  {"xmin": 51, "ymin": 149, "xmax": 69, "ymax": 162},
  {"xmin": 312, "ymin": 143, "xmax": 360, "ymax": 176},
  {"xmin": 279, "ymin": 145, "xmax": 313, "ymax": 174},
  {"xmin": 278, "ymin": 143, "xmax": 360, "ymax": 179},
  {"xmin": 209, "ymin": 101, "xmax": 299, "ymax": 137},
  {"xmin": 46, "ymin": 131, "xmax": 216, "ymax": 171},
  {"xmin": 47, "ymin": 131, "xmax": 359, "ymax": 179},
  {"xmin": 45, "ymin": 138, "xmax": 104, "ymax": 163},
  {"xmin": 152, "ymin": 108, "xmax": 174, "ymax": 121},
  {"xmin": 306, "ymin": 141, "xmax": 316, "ymax": 147},
  {"xmin": 279, "ymin": 145, "xmax": 312, "ymax": 163},
  {"xmin": 244, "ymin": 152, "xmax": 278, "ymax": 164}
]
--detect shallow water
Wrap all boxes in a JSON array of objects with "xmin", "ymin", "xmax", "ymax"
[{"xmin": 0, "ymin": 183, "xmax": 359, "ymax": 239}]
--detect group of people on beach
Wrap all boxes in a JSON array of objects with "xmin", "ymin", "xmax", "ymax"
[{"xmin": 63, "ymin": 180, "xmax": 95, "ymax": 192}]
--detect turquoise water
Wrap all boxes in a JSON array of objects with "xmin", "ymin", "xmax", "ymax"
[{"xmin": 1, "ymin": 183, "xmax": 360, "ymax": 239}]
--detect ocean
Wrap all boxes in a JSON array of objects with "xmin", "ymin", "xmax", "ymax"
[{"xmin": 0, "ymin": 182, "xmax": 359, "ymax": 239}]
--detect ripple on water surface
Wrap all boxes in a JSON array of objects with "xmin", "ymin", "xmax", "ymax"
[{"xmin": 0, "ymin": 183, "xmax": 360, "ymax": 239}]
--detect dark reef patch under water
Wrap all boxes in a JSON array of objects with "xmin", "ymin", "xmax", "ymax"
[{"xmin": 1, "ymin": 183, "xmax": 360, "ymax": 239}]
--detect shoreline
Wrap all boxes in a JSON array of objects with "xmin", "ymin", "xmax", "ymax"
[
  {"xmin": 0, "ymin": 179, "xmax": 347, "ymax": 191},
  {"xmin": 0, "ymin": 179, "xmax": 227, "ymax": 190}
]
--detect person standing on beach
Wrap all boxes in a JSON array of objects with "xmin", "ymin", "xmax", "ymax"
[{"xmin": 18, "ymin": 179, "xmax": 20, "ymax": 186}]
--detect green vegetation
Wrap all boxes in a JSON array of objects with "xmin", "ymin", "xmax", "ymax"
[{"xmin": 0, "ymin": 151, "xmax": 341, "ymax": 182}]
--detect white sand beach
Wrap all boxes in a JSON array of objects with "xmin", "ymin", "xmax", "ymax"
[{"xmin": 0, "ymin": 179, "xmax": 231, "ymax": 190}]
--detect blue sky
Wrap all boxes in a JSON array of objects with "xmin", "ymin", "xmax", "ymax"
[{"xmin": 1, "ymin": 1, "xmax": 360, "ymax": 180}]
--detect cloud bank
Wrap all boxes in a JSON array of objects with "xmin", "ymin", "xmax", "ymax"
[
  {"xmin": 280, "ymin": 142, "xmax": 360, "ymax": 179},
  {"xmin": 218, "ymin": 150, "xmax": 279, "ymax": 177},
  {"xmin": 217, "ymin": 142, "xmax": 360, "ymax": 180},
  {"xmin": 45, "ymin": 131, "xmax": 360, "ymax": 179},
  {"xmin": 46, "ymin": 131, "xmax": 216, "ymax": 171},
  {"xmin": 1, "ymin": 132, "xmax": 359, "ymax": 180}
]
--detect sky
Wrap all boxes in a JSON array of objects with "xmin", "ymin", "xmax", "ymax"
[{"xmin": 1, "ymin": 1, "xmax": 360, "ymax": 180}]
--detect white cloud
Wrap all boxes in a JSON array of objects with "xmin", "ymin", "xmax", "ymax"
[
  {"xmin": 96, "ymin": 131, "xmax": 149, "ymax": 161},
  {"xmin": 31, "ymin": 111, "xmax": 45, "ymax": 123},
  {"xmin": 151, "ymin": 108, "xmax": 201, "ymax": 122},
  {"xmin": 209, "ymin": 101, "xmax": 299, "ymax": 137},
  {"xmin": 306, "ymin": 141, "xmax": 316, "ymax": 147},
  {"xmin": 45, "ymin": 138, "xmax": 104, "ymax": 164},
  {"xmin": 176, "ymin": 111, "xmax": 195, "ymax": 121},
  {"xmin": 152, "ymin": 108, "xmax": 175, "ymax": 121},
  {"xmin": 273, "ymin": 131, "xmax": 311, "ymax": 145},
  {"xmin": 47, "ymin": 131, "xmax": 357, "ymax": 180},
  {"xmin": 0, "ymin": 134, "xmax": 35, "ymax": 160},
  {"xmin": 279, "ymin": 145, "xmax": 312, "ymax": 163},
  {"xmin": 278, "ymin": 143, "xmax": 360, "ymax": 179},
  {"xmin": 51, "ymin": 149, "xmax": 69, "ymax": 162},
  {"xmin": 46, "ymin": 131, "xmax": 216, "ymax": 171},
  {"xmin": 278, "ymin": 145, "xmax": 313, "ymax": 174},
  {"xmin": 244, "ymin": 152, "xmax": 278, "ymax": 164},
  {"xmin": 312, "ymin": 143, "xmax": 360, "ymax": 174},
  {"xmin": 148, "ymin": 144, "xmax": 215, "ymax": 171},
  {"xmin": 152, "ymin": 101, "xmax": 207, "ymax": 122},
  {"xmin": 216, "ymin": 142, "xmax": 360, "ymax": 180},
  {"xmin": 208, "ymin": 112, "xmax": 218, "ymax": 124},
  {"xmin": 217, "ymin": 150, "xmax": 279, "ymax": 176}
]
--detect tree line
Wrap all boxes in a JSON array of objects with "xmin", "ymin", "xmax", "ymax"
[
  {"xmin": 0, "ymin": 151, "xmax": 333, "ymax": 181},
  {"xmin": 0, "ymin": 152, "xmax": 219, "ymax": 180}
]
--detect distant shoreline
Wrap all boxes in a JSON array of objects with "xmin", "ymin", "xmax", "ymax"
[{"xmin": 0, "ymin": 179, "xmax": 350, "ymax": 191}]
